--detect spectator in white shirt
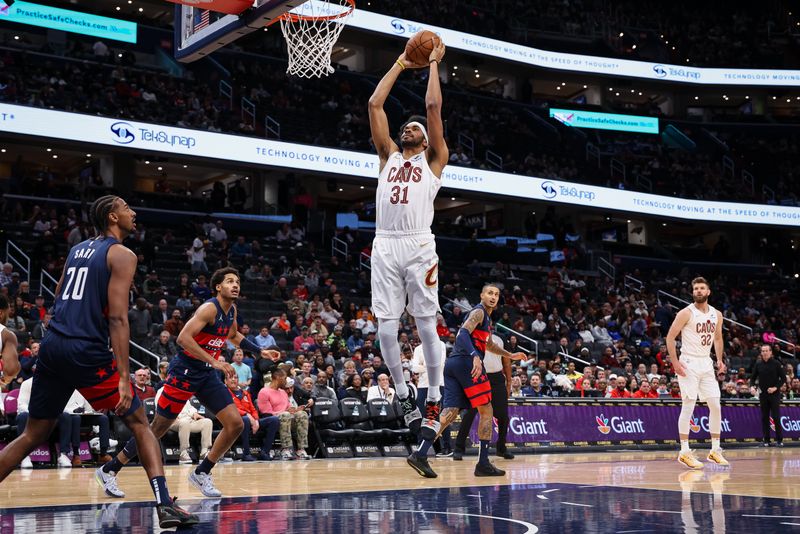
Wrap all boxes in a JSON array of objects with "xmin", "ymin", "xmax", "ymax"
[
  {"xmin": 531, "ymin": 312, "xmax": 547, "ymax": 335},
  {"xmin": 366, "ymin": 373, "xmax": 395, "ymax": 403},
  {"xmin": 577, "ymin": 321, "xmax": 595, "ymax": 344},
  {"xmin": 591, "ymin": 319, "xmax": 612, "ymax": 344},
  {"xmin": 209, "ymin": 220, "xmax": 228, "ymax": 243}
]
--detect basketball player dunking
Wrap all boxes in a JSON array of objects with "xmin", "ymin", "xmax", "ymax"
[
  {"xmin": 666, "ymin": 276, "xmax": 729, "ymax": 469},
  {"xmin": 0, "ymin": 196, "xmax": 197, "ymax": 528},
  {"xmin": 98, "ymin": 267, "xmax": 278, "ymax": 498},
  {"xmin": 367, "ymin": 38, "xmax": 448, "ymax": 437}
]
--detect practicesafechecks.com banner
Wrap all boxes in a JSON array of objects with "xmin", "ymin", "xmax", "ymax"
[
  {"xmin": 469, "ymin": 402, "xmax": 800, "ymax": 445},
  {"xmin": 0, "ymin": 1, "xmax": 137, "ymax": 43},
  {"xmin": 2, "ymin": 103, "xmax": 800, "ymax": 226}
]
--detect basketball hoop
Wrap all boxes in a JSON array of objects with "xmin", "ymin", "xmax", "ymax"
[{"xmin": 279, "ymin": 0, "xmax": 355, "ymax": 78}]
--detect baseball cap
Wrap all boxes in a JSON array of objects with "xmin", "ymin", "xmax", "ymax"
[
  {"xmin": 609, "ymin": 373, "xmax": 618, "ymax": 380},
  {"xmin": 285, "ymin": 378, "xmax": 295, "ymax": 388}
]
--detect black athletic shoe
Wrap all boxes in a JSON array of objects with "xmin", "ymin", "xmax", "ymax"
[
  {"xmin": 156, "ymin": 498, "xmax": 200, "ymax": 528},
  {"xmin": 496, "ymin": 450, "xmax": 515, "ymax": 460},
  {"xmin": 474, "ymin": 461, "xmax": 506, "ymax": 477},
  {"xmin": 398, "ymin": 393, "xmax": 422, "ymax": 434},
  {"xmin": 435, "ymin": 448, "xmax": 454, "ymax": 458},
  {"xmin": 762, "ymin": 441, "xmax": 771, "ymax": 447},
  {"xmin": 407, "ymin": 453, "xmax": 438, "ymax": 478},
  {"xmin": 453, "ymin": 450, "xmax": 464, "ymax": 461},
  {"xmin": 777, "ymin": 441, "xmax": 785, "ymax": 447}
]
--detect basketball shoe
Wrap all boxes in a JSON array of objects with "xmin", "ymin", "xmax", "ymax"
[
  {"xmin": 678, "ymin": 450, "xmax": 703, "ymax": 470},
  {"xmin": 707, "ymin": 449, "xmax": 729, "ymax": 466}
]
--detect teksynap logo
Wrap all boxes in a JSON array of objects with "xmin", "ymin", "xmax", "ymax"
[
  {"xmin": 389, "ymin": 18, "xmax": 424, "ymax": 35},
  {"xmin": 110, "ymin": 122, "xmax": 135, "ymax": 145},
  {"xmin": 541, "ymin": 181, "xmax": 557, "ymax": 199},
  {"xmin": 541, "ymin": 180, "xmax": 595, "ymax": 202},
  {"xmin": 653, "ymin": 64, "xmax": 701, "ymax": 81}
]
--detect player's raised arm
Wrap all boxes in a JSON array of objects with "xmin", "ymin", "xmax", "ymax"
[
  {"xmin": 666, "ymin": 308, "xmax": 691, "ymax": 377},
  {"xmin": 425, "ymin": 40, "xmax": 448, "ymax": 177},
  {"xmin": 177, "ymin": 302, "xmax": 234, "ymax": 379},
  {"xmin": 368, "ymin": 55, "xmax": 407, "ymax": 169},
  {"xmin": 107, "ymin": 244, "xmax": 138, "ymax": 415}
]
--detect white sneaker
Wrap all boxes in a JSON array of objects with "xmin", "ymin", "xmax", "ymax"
[
  {"xmin": 280, "ymin": 448, "xmax": 296, "ymax": 461},
  {"xmin": 296, "ymin": 449, "xmax": 311, "ymax": 460},
  {"xmin": 94, "ymin": 467, "xmax": 125, "ymax": 498},
  {"xmin": 178, "ymin": 450, "xmax": 193, "ymax": 464},
  {"xmin": 57, "ymin": 453, "xmax": 72, "ymax": 468},
  {"xmin": 20, "ymin": 456, "xmax": 32, "ymax": 469},
  {"xmin": 189, "ymin": 470, "xmax": 223, "ymax": 497},
  {"xmin": 199, "ymin": 448, "xmax": 209, "ymax": 460}
]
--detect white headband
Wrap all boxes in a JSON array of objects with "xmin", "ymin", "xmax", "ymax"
[{"xmin": 405, "ymin": 121, "xmax": 429, "ymax": 143}]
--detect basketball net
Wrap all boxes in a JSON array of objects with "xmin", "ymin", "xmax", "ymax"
[{"xmin": 279, "ymin": 0, "xmax": 355, "ymax": 78}]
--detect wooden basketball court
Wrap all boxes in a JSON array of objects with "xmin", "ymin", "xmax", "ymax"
[{"xmin": 1, "ymin": 448, "xmax": 798, "ymax": 532}]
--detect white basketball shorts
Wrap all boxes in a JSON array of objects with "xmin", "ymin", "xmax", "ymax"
[
  {"xmin": 677, "ymin": 355, "xmax": 720, "ymax": 401},
  {"xmin": 370, "ymin": 234, "xmax": 440, "ymax": 320}
]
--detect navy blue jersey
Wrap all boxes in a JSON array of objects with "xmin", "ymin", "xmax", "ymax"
[
  {"xmin": 178, "ymin": 298, "xmax": 234, "ymax": 362},
  {"xmin": 49, "ymin": 237, "xmax": 119, "ymax": 343},
  {"xmin": 451, "ymin": 303, "xmax": 492, "ymax": 359}
]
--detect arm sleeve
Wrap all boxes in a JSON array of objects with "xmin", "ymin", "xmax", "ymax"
[{"xmin": 455, "ymin": 327, "xmax": 478, "ymax": 357}]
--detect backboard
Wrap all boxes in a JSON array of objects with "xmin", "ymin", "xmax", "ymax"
[{"xmin": 174, "ymin": 0, "xmax": 308, "ymax": 62}]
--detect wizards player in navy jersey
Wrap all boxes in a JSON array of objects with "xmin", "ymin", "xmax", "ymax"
[
  {"xmin": 407, "ymin": 283, "xmax": 525, "ymax": 479},
  {"xmin": 0, "ymin": 196, "xmax": 197, "ymax": 528},
  {"xmin": 98, "ymin": 266, "xmax": 277, "ymax": 498}
]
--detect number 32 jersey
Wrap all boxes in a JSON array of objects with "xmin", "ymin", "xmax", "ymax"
[
  {"xmin": 49, "ymin": 237, "xmax": 119, "ymax": 343},
  {"xmin": 376, "ymin": 152, "xmax": 442, "ymax": 235},
  {"xmin": 680, "ymin": 303, "xmax": 719, "ymax": 358}
]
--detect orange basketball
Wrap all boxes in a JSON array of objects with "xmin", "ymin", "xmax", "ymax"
[{"xmin": 405, "ymin": 30, "xmax": 442, "ymax": 65}]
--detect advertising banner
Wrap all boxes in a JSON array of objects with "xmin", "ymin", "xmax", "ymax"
[
  {"xmin": 550, "ymin": 108, "xmax": 659, "ymax": 134},
  {"xmin": 0, "ymin": 1, "xmax": 137, "ymax": 43},
  {"xmin": 2, "ymin": 103, "xmax": 800, "ymax": 226},
  {"xmin": 468, "ymin": 401, "xmax": 799, "ymax": 448}
]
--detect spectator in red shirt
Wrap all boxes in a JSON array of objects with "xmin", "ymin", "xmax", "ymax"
[
  {"xmin": 132, "ymin": 368, "xmax": 156, "ymax": 400},
  {"xmin": 226, "ymin": 374, "xmax": 279, "ymax": 461},
  {"xmin": 609, "ymin": 376, "xmax": 632, "ymax": 398},
  {"xmin": 632, "ymin": 380, "xmax": 659, "ymax": 399},
  {"xmin": 435, "ymin": 315, "xmax": 449, "ymax": 338},
  {"xmin": 669, "ymin": 381, "xmax": 682, "ymax": 398}
]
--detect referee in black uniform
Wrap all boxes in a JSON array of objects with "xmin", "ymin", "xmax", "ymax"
[
  {"xmin": 453, "ymin": 334, "xmax": 514, "ymax": 460},
  {"xmin": 752, "ymin": 344, "xmax": 786, "ymax": 446}
]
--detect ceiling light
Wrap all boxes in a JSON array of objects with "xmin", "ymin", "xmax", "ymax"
[
  {"xmin": 183, "ymin": 164, "xmax": 188, "ymax": 168},
  {"xmin": 615, "ymin": 92, "xmax": 619, "ymax": 96},
  {"xmin": 619, "ymin": 32, "xmax": 624, "ymax": 37},
  {"xmin": 609, "ymin": 87, "xmax": 613, "ymax": 91},
  {"xmin": 627, "ymin": 220, "xmax": 631, "ymax": 223},
  {"xmin": 13, "ymin": 35, "xmax": 19, "ymax": 40},
  {"xmin": 157, "ymin": 166, "xmax": 163, "ymax": 171},
  {"xmin": 583, "ymin": 85, "xmax": 587, "ymax": 89},
  {"xmin": 86, "ymin": 153, "xmax": 91, "ymax": 157},
  {"xmin": 686, "ymin": 58, "xmax": 690, "ymax": 62},
  {"xmin": 115, "ymin": 6, "xmax": 120, "ymax": 10},
  {"xmin": 52, "ymin": 155, "xmax": 58, "ymax": 159},
  {"xmin": 359, "ymin": 186, "xmax": 364, "ymax": 189},
  {"xmin": 145, "ymin": 160, "xmax": 150, "ymax": 164},
  {"xmin": 450, "ymin": 197, "xmax": 455, "ymax": 201},
  {"xmin": 630, "ymin": 89, "xmax": 635, "ymax": 93},
  {"xmin": 474, "ymin": 69, "xmax": 478, "ymax": 73},
  {"xmin": 694, "ymin": 96, "xmax": 699, "ymax": 100},
  {"xmin": 453, "ymin": 66, "xmax": 458, "ymax": 70},
  {"xmin": 773, "ymin": 96, "xmax": 777, "ymax": 100},
  {"xmin": 745, "ymin": 95, "xmax": 750, "ymax": 99},
  {"xmin": 631, "ymin": 44, "xmax": 637, "ymax": 50},
  {"xmin": 662, "ymin": 223, "xmax": 667, "ymax": 227},
  {"xmin": 475, "ymin": 74, "xmax": 480, "ymax": 78},
  {"xmin": 338, "ymin": 188, "xmax": 343, "ymax": 192},
  {"xmin": 138, "ymin": 7, "xmax": 143, "ymax": 12},
  {"xmin": 561, "ymin": 82, "xmax": 566, "ymax": 86},
  {"xmin": 0, "ymin": 149, "xmax": 6, "ymax": 153},
  {"xmin": 556, "ymin": 86, "xmax": 561, "ymax": 90},
  {"xmin": 638, "ymin": 92, "xmax": 642, "ymax": 96},
  {"xmin": 788, "ymin": 99, "xmax": 792, "ymax": 103}
]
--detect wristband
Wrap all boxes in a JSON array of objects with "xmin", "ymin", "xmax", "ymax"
[
  {"xmin": 239, "ymin": 338, "xmax": 261, "ymax": 354},
  {"xmin": 396, "ymin": 59, "xmax": 406, "ymax": 70}
]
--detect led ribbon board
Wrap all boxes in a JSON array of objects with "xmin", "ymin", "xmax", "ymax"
[{"xmin": 1, "ymin": 103, "xmax": 799, "ymax": 226}]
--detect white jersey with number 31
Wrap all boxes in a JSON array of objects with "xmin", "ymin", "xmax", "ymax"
[
  {"xmin": 680, "ymin": 303, "xmax": 719, "ymax": 358},
  {"xmin": 376, "ymin": 151, "xmax": 441, "ymax": 236}
]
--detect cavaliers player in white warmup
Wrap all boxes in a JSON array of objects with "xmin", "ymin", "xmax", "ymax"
[
  {"xmin": 367, "ymin": 38, "xmax": 448, "ymax": 437},
  {"xmin": 666, "ymin": 276, "xmax": 729, "ymax": 469}
]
